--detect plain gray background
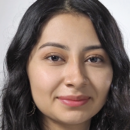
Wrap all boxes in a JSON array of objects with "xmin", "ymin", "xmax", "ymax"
[{"xmin": 0, "ymin": 0, "xmax": 130, "ymax": 90}]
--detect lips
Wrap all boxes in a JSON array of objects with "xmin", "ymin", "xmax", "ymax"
[{"xmin": 57, "ymin": 95, "xmax": 90, "ymax": 107}]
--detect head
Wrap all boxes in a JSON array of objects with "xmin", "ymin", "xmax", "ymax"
[{"xmin": 2, "ymin": 0, "xmax": 130, "ymax": 130}]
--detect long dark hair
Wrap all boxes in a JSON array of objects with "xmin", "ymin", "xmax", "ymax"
[{"xmin": 1, "ymin": 0, "xmax": 130, "ymax": 130}]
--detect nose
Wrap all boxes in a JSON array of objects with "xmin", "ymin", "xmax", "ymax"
[{"xmin": 63, "ymin": 61, "xmax": 88, "ymax": 89}]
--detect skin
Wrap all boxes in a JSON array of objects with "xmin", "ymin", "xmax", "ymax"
[{"xmin": 27, "ymin": 13, "xmax": 113, "ymax": 130}]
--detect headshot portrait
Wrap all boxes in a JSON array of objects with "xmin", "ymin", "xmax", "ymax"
[{"xmin": 0, "ymin": 0, "xmax": 130, "ymax": 130}]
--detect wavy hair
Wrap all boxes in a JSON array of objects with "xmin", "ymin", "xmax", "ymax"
[{"xmin": 1, "ymin": 0, "xmax": 130, "ymax": 130}]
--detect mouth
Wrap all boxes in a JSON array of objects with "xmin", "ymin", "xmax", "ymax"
[{"xmin": 57, "ymin": 95, "xmax": 90, "ymax": 107}]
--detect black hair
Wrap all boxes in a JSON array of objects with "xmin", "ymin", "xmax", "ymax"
[{"xmin": 1, "ymin": 0, "xmax": 130, "ymax": 130}]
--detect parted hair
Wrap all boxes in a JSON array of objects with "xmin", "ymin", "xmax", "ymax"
[{"xmin": 1, "ymin": 0, "xmax": 130, "ymax": 130}]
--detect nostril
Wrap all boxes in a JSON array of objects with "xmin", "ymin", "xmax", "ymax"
[{"xmin": 66, "ymin": 83, "xmax": 74, "ymax": 87}]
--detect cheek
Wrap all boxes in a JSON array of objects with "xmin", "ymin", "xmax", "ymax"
[
  {"xmin": 87, "ymin": 66, "xmax": 113, "ymax": 97},
  {"xmin": 85, "ymin": 66, "xmax": 113, "ymax": 114},
  {"xmin": 27, "ymin": 64, "xmax": 63, "ymax": 99},
  {"xmin": 27, "ymin": 64, "xmax": 64, "ymax": 114}
]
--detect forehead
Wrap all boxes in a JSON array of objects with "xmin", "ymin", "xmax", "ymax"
[{"xmin": 36, "ymin": 13, "xmax": 101, "ymax": 51}]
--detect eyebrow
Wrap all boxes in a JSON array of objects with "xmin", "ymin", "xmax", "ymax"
[
  {"xmin": 39, "ymin": 42, "xmax": 69, "ymax": 50},
  {"xmin": 39, "ymin": 42, "xmax": 103, "ymax": 52},
  {"xmin": 82, "ymin": 45, "xmax": 103, "ymax": 52}
]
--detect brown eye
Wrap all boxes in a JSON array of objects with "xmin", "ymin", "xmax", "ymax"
[
  {"xmin": 47, "ymin": 55, "xmax": 63, "ymax": 62},
  {"xmin": 87, "ymin": 56, "xmax": 103, "ymax": 63}
]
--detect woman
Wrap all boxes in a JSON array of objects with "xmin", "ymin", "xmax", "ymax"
[{"xmin": 1, "ymin": 0, "xmax": 130, "ymax": 130}]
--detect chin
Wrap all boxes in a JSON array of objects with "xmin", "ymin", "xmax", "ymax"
[
  {"xmin": 56, "ymin": 113, "xmax": 91, "ymax": 125},
  {"xmin": 62, "ymin": 119, "xmax": 88, "ymax": 125}
]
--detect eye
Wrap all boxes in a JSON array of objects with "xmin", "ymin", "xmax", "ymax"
[
  {"xmin": 46, "ymin": 55, "xmax": 63, "ymax": 62},
  {"xmin": 86, "ymin": 56, "xmax": 103, "ymax": 63}
]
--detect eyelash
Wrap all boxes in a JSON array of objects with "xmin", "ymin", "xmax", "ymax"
[
  {"xmin": 46, "ymin": 54, "xmax": 103, "ymax": 63},
  {"xmin": 46, "ymin": 55, "xmax": 64, "ymax": 62},
  {"xmin": 85, "ymin": 55, "xmax": 103, "ymax": 63}
]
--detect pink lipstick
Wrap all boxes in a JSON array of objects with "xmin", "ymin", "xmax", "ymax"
[{"xmin": 58, "ymin": 95, "xmax": 90, "ymax": 107}]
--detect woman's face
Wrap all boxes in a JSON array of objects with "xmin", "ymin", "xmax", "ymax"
[{"xmin": 27, "ymin": 13, "xmax": 113, "ymax": 128}]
